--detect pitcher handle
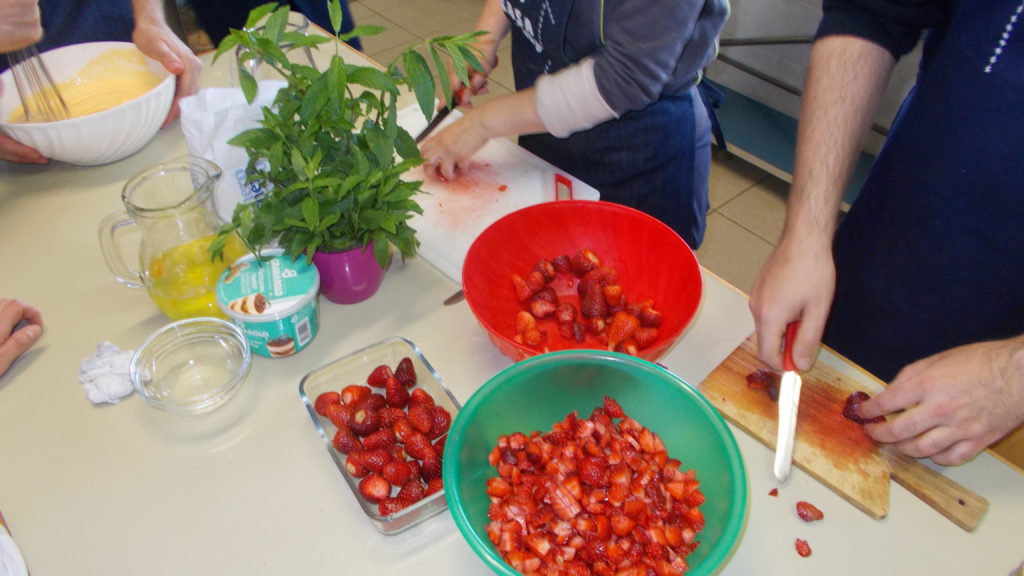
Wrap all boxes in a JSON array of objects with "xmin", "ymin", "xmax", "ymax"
[{"xmin": 97, "ymin": 211, "xmax": 145, "ymax": 289}]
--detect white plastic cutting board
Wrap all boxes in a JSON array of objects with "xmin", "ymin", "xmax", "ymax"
[{"xmin": 399, "ymin": 105, "xmax": 600, "ymax": 283}]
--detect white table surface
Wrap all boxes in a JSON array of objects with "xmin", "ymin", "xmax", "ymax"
[{"xmin": 0, "ymin": 38, "xmax": 1021, "ymax": 576}]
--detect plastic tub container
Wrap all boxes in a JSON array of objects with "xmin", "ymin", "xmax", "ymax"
[{"xmin": 216, "ymin": 249, "xmax": 320, "ymax": 357}]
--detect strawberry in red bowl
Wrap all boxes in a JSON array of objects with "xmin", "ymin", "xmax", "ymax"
[{"xmin": 462, "ymin": 201, "xmax": 702, "ymax": 362}]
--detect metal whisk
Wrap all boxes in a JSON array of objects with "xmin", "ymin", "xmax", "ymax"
[{"xmin": 7, "ymin": 44, "xmax": 71, "ymax": 123}]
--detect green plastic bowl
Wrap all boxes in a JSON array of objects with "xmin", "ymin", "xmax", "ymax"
[{"xmin": 443, "ymin": 350, "xmax": 747, "ymax": 575}]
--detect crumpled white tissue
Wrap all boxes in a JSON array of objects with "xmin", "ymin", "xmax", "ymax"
[{"xmin": 78, "ymin": 342, "xmax": 135, "ymax": 404}]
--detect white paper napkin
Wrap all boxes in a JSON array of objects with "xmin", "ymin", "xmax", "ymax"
[{"xmin": 78, "ymin": 342, "xmax": 134, "ymax": 404}]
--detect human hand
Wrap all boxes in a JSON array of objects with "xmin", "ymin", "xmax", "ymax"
[
  {"xmin": 0, "ymin": 0, "xmax": 48, "ymax": 164},
  {"xmin": 0, "ymin": 0, "xmax": 42, "ymax": 53},
  {"xmin": 0, "ymin": 299, "xmax": 44, "ymax": 378},
  {"xmin": 859, "ymin": 336, "xmax": 1024, "ymax": 466},
  {"xmin": 445, "ymin": 55, "xmax": 496, "ymax": 110},
  {"xmin": 418, "ymin": 108, "xmax": 491, "ymax": 180},
  {"xmin": 0, "ymin": 131, "xmax": 48, "ymax": 164},
  {"xmin": 131, "ymin": 20, "xmax": 202, "ymax": 126},
  {"xmin": 421, "ymin": 89, "xmax": 545, "ymax": 180},
  {"xmin": 749, "ymin": 234, "xmax": 835, "ymax": 371}
]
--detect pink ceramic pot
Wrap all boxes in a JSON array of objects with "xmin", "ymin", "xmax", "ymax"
[{"xmin": 312, "ymin": 243, "xmax": 386, "ymax": 304}]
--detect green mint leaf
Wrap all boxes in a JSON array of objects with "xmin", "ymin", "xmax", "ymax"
[
  {"xmin": 393, "ymin": 127, "xmax": 420, "ymax": 161},
  {"xmin": 402, "ymin": 50, "xmax": 435, "ymax": 122},
  {"xmin": 239, "ymin": 68, "xmax": 258, "ymax": 103},
  {"xmin": 348, "ymin": 67, "xmax": 398, "ymax": 94},
  {"xmin": 427, "ymin": 48, "xmax": 452, "ymax": 108},
  {"xmin": 341, "ymin": 24, "xmax": 387, "ymax": 40},
  {"xmin": 245, "ymin": 3, "xmax": 278, "ymax": 29},
  {"xmin": 328, "ymin": 0, "xmax": 343, "ymax": 35}
]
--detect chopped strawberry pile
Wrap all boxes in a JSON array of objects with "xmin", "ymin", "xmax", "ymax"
[
  {"xmin": 313, "ymin": 357, "xmax": 451, "ymax": 517},
  {"xmin": 510, "ymin": 249, "xmax": 665, "ymax": 356},
  {"xmin": 485, "ymin": 396, "xmax": 705, "ymax": 575}
]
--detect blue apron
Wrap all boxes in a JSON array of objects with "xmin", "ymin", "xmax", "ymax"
[
  {"xmin": 505, "ymin": 0, "xmax": 711, "ymax": 249},
  {"xmin": 38, "ymin": 0, "xmax": 135, "ymax": 51},
  {"xmin": 823, "ymin": 0, "xmax": 1024, "ymax": 381}
]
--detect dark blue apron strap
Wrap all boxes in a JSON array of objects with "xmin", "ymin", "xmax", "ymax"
[{"xmin": 697, "ymin": 79, "xmax": 727, "ymax": 151}]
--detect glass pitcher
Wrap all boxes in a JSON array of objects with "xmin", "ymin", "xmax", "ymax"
[
  {"xmin": 231, "ymin": 12, "xmax": 317, "ymax": 88},
  {"xmin": 98, "ymin": 156, "xmax": 248, "ymax": 320}
]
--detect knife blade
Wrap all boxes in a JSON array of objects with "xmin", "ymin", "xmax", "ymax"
[
  {"xmin": 414, "ymin": 86, "xmax": 467, "ymax": 143},
  {"xmin": 773, "ymin": 321, "xmax": 802, "ymax": 483},
  {"xmin": 414, "ymin": 106, "xmax": 453, "ymax": 143}
]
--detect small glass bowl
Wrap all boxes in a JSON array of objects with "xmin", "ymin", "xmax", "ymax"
[{"xmin": 131, "ymin": 317, "xmax": 252, "ymax": 414}]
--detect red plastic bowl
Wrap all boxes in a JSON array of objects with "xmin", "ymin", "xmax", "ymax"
[{"xmin": 462, "ymin": 200, "xmax": 703, "ymax": 362}]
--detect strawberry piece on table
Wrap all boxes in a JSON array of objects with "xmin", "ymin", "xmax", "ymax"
[
  {"xmin": 795, "ymin": 538, "xmax": 813, "ymax": 558},
  {"xmin": 796, "ymin": 501, "xmax": 824, "ymax": 522}
]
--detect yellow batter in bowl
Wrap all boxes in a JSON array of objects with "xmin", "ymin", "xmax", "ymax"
[{"xmin": 8, "ymin": 47, "xmax": 161, "ymax": 123}]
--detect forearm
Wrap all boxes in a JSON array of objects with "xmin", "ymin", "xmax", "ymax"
[
  {"xmin": 130, "ymin": 0, "xmax": 169, "ymax": 30},
  {"xmin": 784, "ymin": 35, "xmax": 895, "ymax": 247},
  {"xmin": 473, "ymin": 0, "xmax": 510, "ymax": 68},
  {"xmin": 471, "ymin": 87, "xmax": 546, "ymax": 139}
]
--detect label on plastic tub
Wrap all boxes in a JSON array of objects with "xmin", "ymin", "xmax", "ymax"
[{"xmin": 216, "ymin": 249, "xmax": 320, "ymax": 358}]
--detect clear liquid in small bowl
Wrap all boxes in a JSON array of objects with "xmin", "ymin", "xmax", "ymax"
[{"xmin": 138, "ymin": 330, "xmax": 247, "ymax": 411}]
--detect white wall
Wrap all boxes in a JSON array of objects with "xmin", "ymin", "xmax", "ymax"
[{"xmin": 704, "ymin": 0, "xmax": 923, "ymax": 154}]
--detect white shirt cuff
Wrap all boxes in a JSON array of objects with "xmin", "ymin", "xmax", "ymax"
[{"xmin": 535, "ymin": 58, "xmax": 617, "ymax": 138}]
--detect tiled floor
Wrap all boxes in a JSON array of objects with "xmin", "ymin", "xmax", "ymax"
[{"xmin": 182, "ymin": 0, "xmax": 791, "ymax": 296}]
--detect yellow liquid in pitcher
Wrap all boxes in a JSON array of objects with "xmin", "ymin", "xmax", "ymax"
[{"xmin": 146, "ymin": 234, "xmax": 248, "ymax": 320}]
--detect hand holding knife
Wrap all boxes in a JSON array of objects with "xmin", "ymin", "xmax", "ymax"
[
  {"xmin": 414, "ymin": 85, "xmax": 468, "ymax": 143},
  {"xmin": 773, "ymin": 321, "xmax": 802, "ymax": 483}
]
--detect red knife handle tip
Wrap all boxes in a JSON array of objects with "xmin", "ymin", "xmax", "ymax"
[{"xmin": 783, "ymin": 321, "xmax": 800, "ymax": 372}]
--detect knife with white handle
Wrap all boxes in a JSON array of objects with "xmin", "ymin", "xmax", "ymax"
[{"xmin": 773, "ymin": 321, "xmax": 802, "ymax": 483}]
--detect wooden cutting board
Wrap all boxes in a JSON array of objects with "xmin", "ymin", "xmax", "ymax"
[{"xmin": 700, "ymin": 335, "xmax": 989, "ymax": 531}]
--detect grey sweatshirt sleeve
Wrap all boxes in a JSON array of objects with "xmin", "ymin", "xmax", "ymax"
[{"xmin": 594, "ymin": 0, "xmax": 727, "ymax": 115}]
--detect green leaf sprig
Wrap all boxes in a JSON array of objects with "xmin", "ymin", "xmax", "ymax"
[{"xmin": 210, "ymin": 1, "xmax": 485, "ymax": 268}]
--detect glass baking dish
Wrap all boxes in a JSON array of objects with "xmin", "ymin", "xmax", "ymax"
[{"xmin": 299, "ymin": 336, "xmax": 461, "ymax": 534}]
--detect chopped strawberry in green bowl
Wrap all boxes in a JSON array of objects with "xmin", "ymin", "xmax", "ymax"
[{"xmin": 443, "ymin": 350, "xmax": 747, "ymax": 575}]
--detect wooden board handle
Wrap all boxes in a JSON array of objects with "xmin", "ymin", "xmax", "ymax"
[{"xmin": 884, "ymin": 447, "xmax": 989, "ymax": 532}]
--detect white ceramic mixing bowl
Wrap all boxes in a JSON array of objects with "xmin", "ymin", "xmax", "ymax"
[{"xmin": 0, "ymin": 41, "xmax": 174, "ymax": 166}]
